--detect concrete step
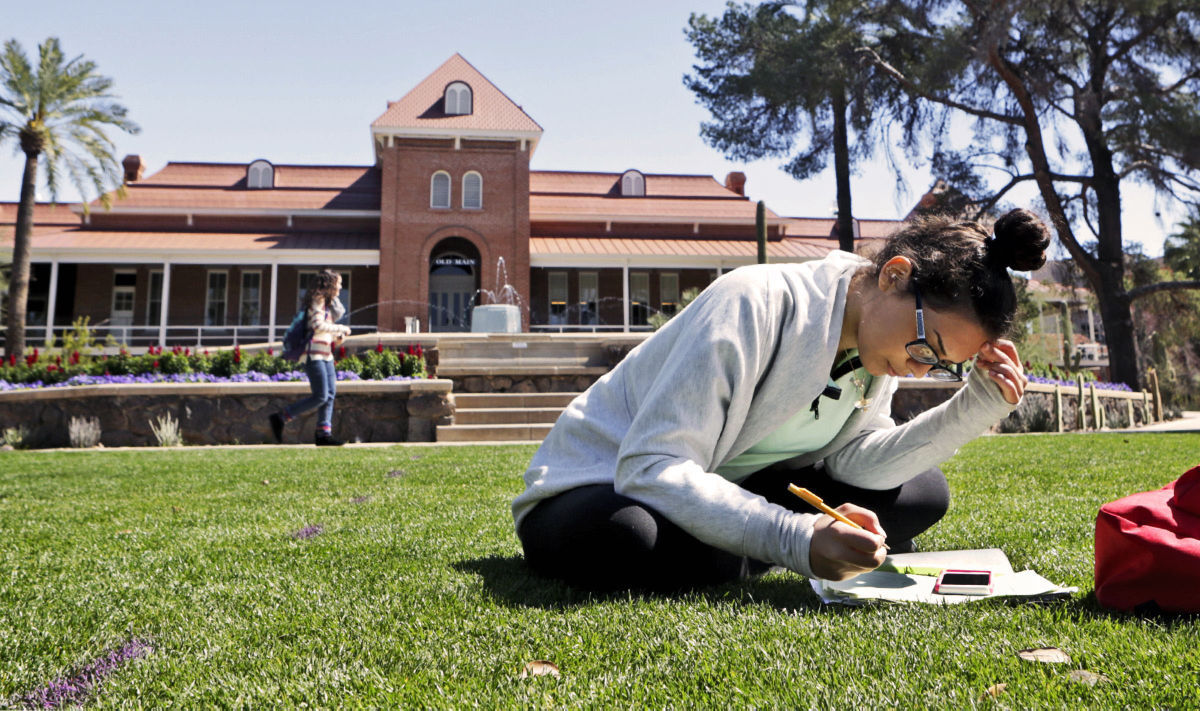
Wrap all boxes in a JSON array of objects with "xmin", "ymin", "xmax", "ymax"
[
  {"xmin": 454, "ymin": 407, "xmax": 564, "ymax": 425},
  {"xmin": 454, "ymin": 392, "xmax": 579, "ymax": 409},
  {"xmin": 436, "ymin": 423, "xmax": 554, "ymax": 442}
]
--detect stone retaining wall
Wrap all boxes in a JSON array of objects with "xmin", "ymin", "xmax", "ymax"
[{"xmin": 0, "ymin": 380, "xmax": 454, "ymax": 448}]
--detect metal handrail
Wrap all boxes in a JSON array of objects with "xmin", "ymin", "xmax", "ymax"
[{"xmin": 1, "ymin": 323, "xmax": 377, "ymax": 351}]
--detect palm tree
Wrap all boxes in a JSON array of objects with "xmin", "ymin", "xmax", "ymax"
[{"xmin": 0, "ymin": 37, "xmax": 138, "ymax": 359}]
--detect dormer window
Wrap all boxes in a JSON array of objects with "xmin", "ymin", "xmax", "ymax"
[
  {"xmin": 620, "ymin": 170, "xmax": 645, "ymax": 197},
  {"xmin": 247, "ymin": 159, "xmax": 274, "ymax": 189},
  {"xmin": 444, "ymin": 82, "xmax": 473, "ymax": 115}
]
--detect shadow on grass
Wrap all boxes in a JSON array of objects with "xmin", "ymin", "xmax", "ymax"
[
  {"xmin": 456, "ymin": 557, "xmax": 1200, "ymax": 623},
  {"xmin": 454, "ymin": 555, "xmax": 856, "ymax": 614}
]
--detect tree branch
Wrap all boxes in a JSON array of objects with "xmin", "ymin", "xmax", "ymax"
[
  {"xmin": 1108, "ymin": 11, "xmax": 1176, "ymax": 66},
  {"xmin": 1129, "ymin": 280, "xmax": 1200, "ymax": 301},
  {"xmin": 971, "ymin": 173, "xmax": 1037, "ymax": 219},
  {"xmin": 856, "ymin": 46, "xmax": 1024, "ymax": 125}
]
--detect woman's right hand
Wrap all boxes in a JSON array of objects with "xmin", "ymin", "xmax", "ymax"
[{"xmin": 808, "ymin": 503, "xmax": 888, "ymax": 581}]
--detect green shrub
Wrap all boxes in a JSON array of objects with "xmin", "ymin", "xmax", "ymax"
[
  {"xmin": 337, "ymin": 355, "xmax": 363, "ymax": 376},
  {"xmin": 209, "ymin": 347, "xmax": 248, "ymax": 378},
  {"xmin": 156, "ymin": 352, "xmax": 192, "ymax": 375}
]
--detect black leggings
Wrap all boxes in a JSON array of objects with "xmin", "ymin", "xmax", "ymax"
[{"xmin": 517, "ymin": 463, "xmax": 950, "ymax": 592}]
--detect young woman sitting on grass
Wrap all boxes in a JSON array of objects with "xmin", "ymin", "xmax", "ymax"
[{"xmin": 512, "ymin": 208, "xmax": 1051, "ymax": 591}]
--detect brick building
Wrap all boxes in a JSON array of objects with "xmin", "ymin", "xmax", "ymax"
[{"xmin": 2, "ymin": 54, "xmax": 900, "ymax": 348}]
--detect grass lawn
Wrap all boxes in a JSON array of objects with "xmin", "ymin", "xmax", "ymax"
[{"xmin": 2, "ymin": 434, "xmax": 1199, "ymax": 707}]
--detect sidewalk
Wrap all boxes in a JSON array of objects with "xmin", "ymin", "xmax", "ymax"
[{"xmin": 1123, "ymin": 410, "xmax": 1200, "ymax": 433}]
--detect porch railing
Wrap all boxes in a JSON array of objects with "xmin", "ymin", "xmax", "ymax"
[{"xmin": 1, "ymin": 323, "xmax": 378, "ymax": 352}]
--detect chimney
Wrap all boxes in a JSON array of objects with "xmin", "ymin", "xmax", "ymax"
[
  {"xmin": 724, "ymin": 171, "xmax": 746, "ymax": 196},
  {"xmin": 122, "ymin": 154, "xmax": 144, "ymax": 183}
]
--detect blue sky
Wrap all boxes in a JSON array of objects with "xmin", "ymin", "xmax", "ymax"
[{"xmin": 2, "ymin": 0, "xmax": 1185, "ymax": 255}]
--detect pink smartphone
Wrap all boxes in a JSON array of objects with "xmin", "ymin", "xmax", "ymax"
[{"xmin": 934, "ymin": 569, "xmax": 993, "ymax": 595}]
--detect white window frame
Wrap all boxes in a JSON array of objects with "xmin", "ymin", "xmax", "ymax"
[
  {"xmin": 146, "ymin": 269, "xmax": 163, "ymax": 326},
  {"xmin": 205, "ymin": 270, "xmax": 229, "ymax": 327},
  {"xmin": 578, "ymin": 271, "xmax": 598, "ymax": 326},
  {"xmin": 462, "ymin": 171, "xmax": 483, "ymax": 210},
  {"xmin": 111, "ymin": 270, "xmax": 137, "ymax": 327},
  {"xmin": 297, "ymin": 270, "xmax": 352, "ymax": 324},
  {"xmin": 430, "ymin": 171, "xmax": 451, "ymax": 209},
  {"xmin": 621, "ymin": 170, "xmax": 645, "ymax": 197},
  {"xmin": 240, "ymin": 270, "xmax": 262, "ymax": 326},
  {"xmin": 445, "ymin": 81, "xmax": 473, "ymax": 115},
  {"xmin": 247, "ymin": 159, "xmax": 274, "ymax": 189},
  {"xmin": 548, "ymin": 271, "xmax": 568, "ymax": 325}
]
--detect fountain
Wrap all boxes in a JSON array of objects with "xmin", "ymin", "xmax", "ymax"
[{"xmin": 471, "ymin": 257, "xmax": 523, "ymax": 333}]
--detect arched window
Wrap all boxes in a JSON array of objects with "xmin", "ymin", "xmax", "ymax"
[
  {"xmin": 620, "ymin": 169, "xmax": 645, "ymax": 197},
  {"xmin": 444, "ymin": 82, "xmax": 473, "ymax": 115},
  {"xmin": 247, "ymin": 159, "xmax": 274, "ymax": 189},
  {"xmin": 462, "ymin": 171, "xmax": 482, "ymax": 209},
  {"xmin": 430, "ymin": 171, "xmax": 451, "ymax": 209}
]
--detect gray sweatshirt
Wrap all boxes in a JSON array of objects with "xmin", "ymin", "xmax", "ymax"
[{"xmin": 512, "ymin": 252, "xmax": 1015, "ymax": 579}]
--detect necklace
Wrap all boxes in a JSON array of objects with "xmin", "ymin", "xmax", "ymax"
[{"xmin": 837, "ymin": 350, "xmax": 871, "ymax": 410}]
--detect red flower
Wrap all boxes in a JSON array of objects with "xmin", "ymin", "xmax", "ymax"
[
  {"xmin": 152, "ymin": 359, "xmax": 159, "ymax": 369},
  {"xmin": 203, "ymin": 349, "xmax": 209, "ymax": 356},
  {"xmin": 32, "ymin": 347, "xmax": 39, "ymax": 359},
  {"xmin": 184, "ymin": 347, "xmax": 190, "ymax": 356},
  {"xmin": 376, "ymin": 341, "xmax": 384, "ymax": 354},
  {"xmin": 233, "ymin": 345, "xmax": 242, "ymax": 364},
  {"xmin": 46, "ymin": 364, "xmax": 57, "ymax": 372},
  {"xmin": 120, "ymin": 348, "xmax": 128, "ymax": 357},
  {"xmin": 416, "ymin": 344, "xmax": 423, "ymax": 357},
  {"xmin": 55, "ymin": 355, "xmax": 62, "ymax": 365},
  {"xmin": 7, "ymin": 354, "xmax": 15, "ymax": 366},
  {"xmin": 267, "ymin": 347, "xmax": 274, "ymax": 356},
  {"xmin": 338, "ymin": 345, "xmax": 347, "ymax": 359},
  {"xmin": 71, "ymin": 350, "xmax": 80, "ymax": 364},
  {"xmin": 104, "ymin": 370, "xmax": 110, "ymax": 376}
]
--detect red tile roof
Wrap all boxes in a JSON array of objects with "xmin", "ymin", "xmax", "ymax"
[
  {"xmin": 530, "ymin": 236, "xmax": 835, "ymax": 260},
  {"xmin": 527, "ymin": 170, "xmax": 776, "ymax": 222},
  {"xmin": 372, "ymin": 54, "xmax": 542, "ymax": 134},
  {"xmin": 1, "ymin": 228, "xmax": 379, "ymax": 252},
  {"xmin": 88, "ymin": 163, "xmax": 381, "ymax": 212},
  {"xmin": 530, "ymin": 171, "xmax": 742, "ymax": 199},
  {"xmin": 0, "ymin": 202, "xmax": 81, "ymax": 227}
]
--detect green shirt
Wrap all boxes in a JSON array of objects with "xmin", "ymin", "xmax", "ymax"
[{"xmin": 716, "ymin": 350, "xmax": 873, "ymax": 479}]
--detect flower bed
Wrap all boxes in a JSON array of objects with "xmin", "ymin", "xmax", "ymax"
[
  {"xmin": 1, "ymin": 342, "xmax": 428, "ymax": 390},
  {"xmin": 1027, "ymin": 374, "xmax": 1133, "ymax": 391}
]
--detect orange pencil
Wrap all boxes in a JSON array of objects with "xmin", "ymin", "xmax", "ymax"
[{"xmin": 787, "ymin": 484, "xmax": 890, "ymax": 550}]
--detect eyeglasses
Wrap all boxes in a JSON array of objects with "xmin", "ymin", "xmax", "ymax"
[{"xmin": 905, "ymin": 286, "xmax": 964, "ymax": 382}]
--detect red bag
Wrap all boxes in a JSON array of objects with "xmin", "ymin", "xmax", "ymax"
[{"xmin": 1094, "ymin": 465, "xmax": 1200, "ymax": 613}]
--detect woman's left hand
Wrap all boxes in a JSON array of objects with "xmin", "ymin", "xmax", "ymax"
[{"xmin": 975, "ymin": 339, "xmax": 1027, "ymax": 405}]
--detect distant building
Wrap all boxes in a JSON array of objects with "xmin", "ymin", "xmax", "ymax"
[
  {"xmin": 1025, "ymin": 260, "xmax": 1109, "ymax": 372},
  {"xmin": 2, "ymin": 54, "xmax": 900, "ymax": 348}
]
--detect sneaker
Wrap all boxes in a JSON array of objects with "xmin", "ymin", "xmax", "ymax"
[
  {"xmin": 268, "ymin": 413, "xmax": 285, "ymax": 444},
  {"xmin": 315, "ymin": 433, "xmax": 345, "ymax": 447}
]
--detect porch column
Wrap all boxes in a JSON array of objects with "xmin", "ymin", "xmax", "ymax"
[
  {"xmin": 45, "ymin": 261, "xmax": 59, "ymax": 344},
  {"xmin": 622, "ymin": 262, "xmax": 630, "ymax": 333},
  {"xmin": 158, "ymin": 262, "xmax": 172, "ymax": 347},
  {"xmin": 268, "ymin": 262, "xmax": 279, "ymax": 344}
]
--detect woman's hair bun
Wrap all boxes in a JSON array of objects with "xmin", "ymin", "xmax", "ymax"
[{"xmin": 989, "ymin": 208, "xmax": 1050, "ymax": 271}]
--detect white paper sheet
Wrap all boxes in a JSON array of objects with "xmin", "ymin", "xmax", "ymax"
[{"xmin": 810, "ymin": 549, "xmax": 1077, "ymax": 605}]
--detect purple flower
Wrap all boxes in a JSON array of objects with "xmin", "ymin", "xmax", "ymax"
[
  {"xmin": 18, "ymin": 638, "xmax": 151, "ymax": 709},
  {"xmin": 291, "ymin": 524, "xmax": 324, "ymax": 540}
]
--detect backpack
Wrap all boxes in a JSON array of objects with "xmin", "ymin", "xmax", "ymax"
[
  {"xmin": 1094, "ymin": 465, "xmax": 1200, "ymax": 614},
  {"xmin": 281, "ymin": 309, "xmax": 311, "ymax": 362}
]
